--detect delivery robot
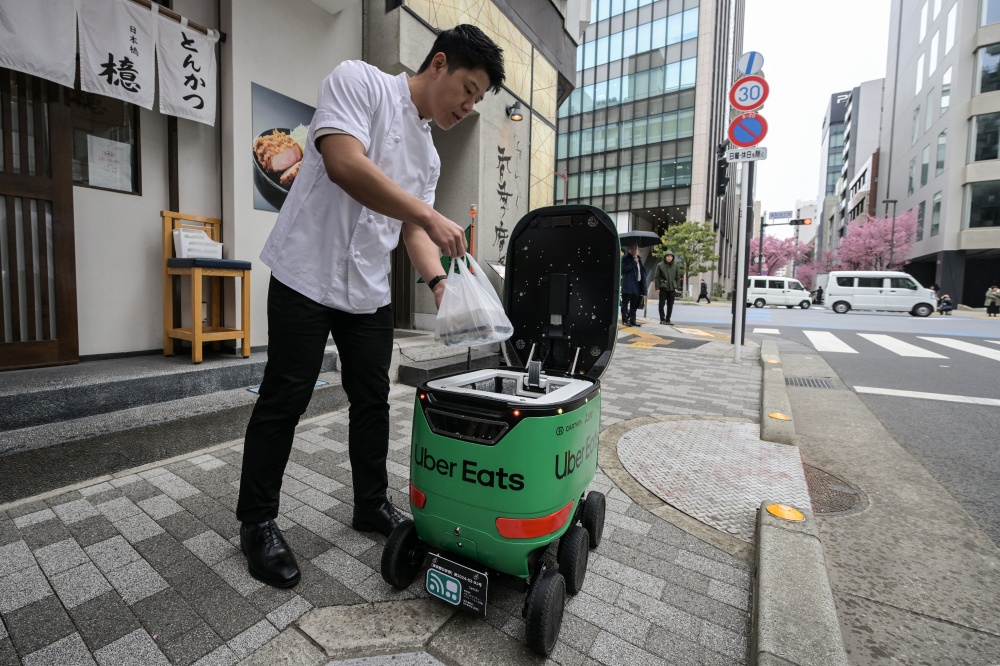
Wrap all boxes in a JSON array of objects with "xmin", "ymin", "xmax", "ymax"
[{"xmin": 381, "ymin": 205, "xmax": 620, "ymax": 656}]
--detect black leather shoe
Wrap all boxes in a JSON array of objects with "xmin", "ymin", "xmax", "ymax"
[
  {"xmin": 240, "ymin": 520, "xmax": 300, "ymax": 588},
  {"xmin": 631, "ymin": 321, "xmax": 641, "ymax": 327},
  {"xmin": 664, "ymin": 320, "xmax": 672, "ymax": 325},
  {"xmin": 352, "ymin": 499, "xmax": 407, "ymax": 536}
]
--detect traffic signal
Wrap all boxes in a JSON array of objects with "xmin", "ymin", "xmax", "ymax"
[
  {"xmin": 715, "ymin": 143, "xmax": 729, "ymax": 198},
  {"xmin": 789, "ymin": 218, "xmax": 812, "ymax": 225}
]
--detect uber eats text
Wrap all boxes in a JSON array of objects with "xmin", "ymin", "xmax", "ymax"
[
  {"xmin": 554, "ymin": 432, "xmax": 599, "ymax": 479},
  {"xmin": 414, "ymin": 446, "xmax": 525, "ymax": 490}
]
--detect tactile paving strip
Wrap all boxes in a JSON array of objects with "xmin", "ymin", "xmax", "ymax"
[{"xmin": 618, "ymin": 420, "xmax": 812, "ymax": 541}]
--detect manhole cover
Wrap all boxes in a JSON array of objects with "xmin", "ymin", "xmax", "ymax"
[{"xmin": 804, "ymin": 464, "xmax": 867, "ymax": 515}]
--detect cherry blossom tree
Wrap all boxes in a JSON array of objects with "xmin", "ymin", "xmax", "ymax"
[
  {"xmin": 749, "ymin": 235, "xmax": 812, "ymax": 276},
  {"xmin": 795, "ymin": 251, "xmax": 840, "ymax": 291},
  {"xmin": 836, "ymin": 212, "xmax": 917, "ymax": 271}
]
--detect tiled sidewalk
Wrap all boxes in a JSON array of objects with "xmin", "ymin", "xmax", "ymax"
[{"xmin": 0, "ymin": 342, "xmax": 762, "ymax": 666}]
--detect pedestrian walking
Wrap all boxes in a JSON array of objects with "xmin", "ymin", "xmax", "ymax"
[
  {"xmin": 654, "ymin": 250, "xmax": 681, "ymax": 325},
  {"xmin": 986, "ymin": 285, "xmax": 1000, "ymax": 316},
  {"xmin": 236, "ymin": 25, "xmax": 505, "ymax": 589},
  {"xmin": 620, "ymin": 243, "xmax": 646, "ymax": 326},
  {"xmin": 696, "ymin": 279, "xmax": 711, "ymax": 304}
]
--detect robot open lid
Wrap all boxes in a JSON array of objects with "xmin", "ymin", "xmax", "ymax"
[{"xmin": 381, "ymin": 205, "xmax": 622, "ymax": 657}]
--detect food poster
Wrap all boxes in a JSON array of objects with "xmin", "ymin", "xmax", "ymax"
[{"xmin": 251, "ymin": 82, "xmax": 316, "ymax": 212}]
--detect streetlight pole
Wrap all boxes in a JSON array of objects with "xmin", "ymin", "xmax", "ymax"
[
  {"xmin": 555, "ymin": 171, "xmax": 569, "ymax": 205},
  {"xmin": 883, "ymin": 199, "xmax": 898, "ymax": 269}
]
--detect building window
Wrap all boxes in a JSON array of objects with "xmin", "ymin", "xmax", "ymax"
[
  {"xmin": 984, "ymin": 0, "xmax": 1000, "ymax": 25},
  {"xmin": 977, "ymin": 44, "xmax": 1000, "ymax": 94},
  {"xmin": 969, "ymin": 180, "xmax": 1000, "ymax": 227},
  {"xmin": 917, "ymin": 200, "xmax": 926, "ymax": 240},
  {"xmin": 577, "ymin": 7, "xmax": 698, "ymax": 70},
  {"xmin": 826, "ymin": 171, "xmax": 839, "ymax": 195},
  {"xmin": 916, "ymin": 54, "xmax": 925, "ymax": 94},
  {"xmin": 936, "ymin": 131, "xmax": 947, "ymax": 174},
  {"xmin": 829, "ymin": 125, "xmax": 845, "ymax": 149},
  {"xmin": 908, "ymin": 158, "xmax": 916, "ymax": 195},
  {"xmin": 926, "ymin": 90, "xmax": 935, "ymax": 130},
  {"xmin": 930, "ymin": 32, "xmax": 940, "ymax": 75},
  {"xmin": 921, "ymin": 145, "xmax": 930, "ymax": 185},
  {"xmin": 975, "ymin": 112, "xmax": 1000, "ymax": 160},
  {"xmin": 931, "ymin": 191, "xmax": 942, "ymax": 235},
  {"xmin": 560, "ymin": 56, "xmax": 699, "ymax": 118},
  {"xmin": 68, "ymin": 91, "xmax": 140, "ymax": 193},
  {"xmin": 921, "ymin": 1, "xmax": 929, "ymax": 39},
  {"xmin": 947, "ymin": 4, "xmax": 957, "ymax": 51},
  {"xmin": 912, "ymin": 106, "xmax": 921, "ymax": 145},
  {"xmin": 941, "ymin": 68, "xmax": 952, "ymax": 115}
]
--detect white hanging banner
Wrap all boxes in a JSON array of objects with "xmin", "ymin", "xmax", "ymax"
[
  {"xmin": 0, "ymin": 0, "xmax": 78, "ymax": 87},
  {"xmin": 79, "ymin": 0, "xmax": 157, "ymax": 110},
  {"xmin": 157, "ymin": 16, "xmax": 219, "ymax": 125}
]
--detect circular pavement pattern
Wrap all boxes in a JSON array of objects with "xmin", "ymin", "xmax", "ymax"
[{"xmin": 618, "ymin": 420, "xmax": 812, "ymax": 541}]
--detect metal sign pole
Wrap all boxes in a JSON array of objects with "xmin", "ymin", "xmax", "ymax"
[{"xmin": 733, "ymin": 161, "xmax": 751, "ymax": 362}]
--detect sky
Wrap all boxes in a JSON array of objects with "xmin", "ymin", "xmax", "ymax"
[{"xmin": 742, "ymin": 0, "xmax": 892, "ymax": 234}]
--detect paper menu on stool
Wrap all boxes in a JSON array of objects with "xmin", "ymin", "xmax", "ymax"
[{"xmin": 173, "ymin": 229, "xmax": 223, "ymax": 259}]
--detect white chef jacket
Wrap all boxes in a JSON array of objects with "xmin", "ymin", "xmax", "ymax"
[{"xmin": 260, "ymin": 60, "xmax": 440, "ymax": 313}]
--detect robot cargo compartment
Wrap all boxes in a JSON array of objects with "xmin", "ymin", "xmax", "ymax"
[{"xmin": 426, "ymin": 369, "xmax": 593, "ymax": 405}]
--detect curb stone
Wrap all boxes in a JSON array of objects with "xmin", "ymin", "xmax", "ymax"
[
  {"xmin": 750, "ymin": 500, "xmax": 848, "ymax": 666},
  {"xmin": 759, "ymin": 339, "xmax": 795, "ymax": 445}
]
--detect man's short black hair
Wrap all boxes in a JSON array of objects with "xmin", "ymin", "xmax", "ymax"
[{"xmin": 418, "ymin": 24, "xmax": 505, "ymax": 94}]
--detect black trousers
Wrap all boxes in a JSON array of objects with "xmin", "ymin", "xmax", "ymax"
[
  {"xmin": 237, "ymin": 276, "xmax": 394, "ymax": 524},
  {"xmin": 658, "ymin": 290, "xmax": 675, "ymax": 321},
  {"xmin": 621, "ymin": 293, "xmax": 641, "ymax": 324}
]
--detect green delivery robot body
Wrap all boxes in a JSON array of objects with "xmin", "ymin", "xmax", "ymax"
[{"xmin": 381, "ymin": 206, "xmax": 620, "ymax": 656}]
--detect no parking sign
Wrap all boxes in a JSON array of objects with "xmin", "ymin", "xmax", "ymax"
[{"xmin": 727, "ymin": 113, "xmax": 768, "ymax": 148}]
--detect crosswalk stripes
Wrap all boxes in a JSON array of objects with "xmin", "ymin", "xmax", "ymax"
[
  {"xmin": 755, "ymin": 329, "xmax": 1000, "ymax": 360},
  {"xmin": 918, "ymin": 337, "xmax": 1000, "ymax": 362},
  {"xmin": 802, "ymin": 331, "xmax": 858, "ymax": 353},
  {"xmin": 857, "ymin": 334, "xmax": 947, "ymax": 358}
]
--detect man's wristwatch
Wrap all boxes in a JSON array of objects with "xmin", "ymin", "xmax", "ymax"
[{"xmin": 427, "ymin": 275, "xmax": 448, "ymax": 290}]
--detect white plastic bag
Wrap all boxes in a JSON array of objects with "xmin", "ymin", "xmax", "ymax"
[{"xmin": 434, "ymin": 255, "xmax": 514, "ymax": 347}]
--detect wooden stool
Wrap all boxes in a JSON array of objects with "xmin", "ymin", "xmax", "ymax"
[{"xmin": 162, "ymin": 211, "xmax": 251, "ymax": 363}]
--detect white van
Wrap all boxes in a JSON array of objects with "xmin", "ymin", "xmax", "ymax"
[
  {"xmin": 825, "ymin": 271, "xmax": 936, "ymax": 316},
  {"xmin": 745, "ymin": 276, "xmax": 813, "ymax": 309}
]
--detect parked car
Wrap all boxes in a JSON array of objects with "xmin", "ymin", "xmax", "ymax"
[
  {"xmin": 745, "ymin": 277, "xmax": 813, "ymax": 309},
  {"xmin": 825, "ymin": 271, "xmax": 936, "ymax": 316}
]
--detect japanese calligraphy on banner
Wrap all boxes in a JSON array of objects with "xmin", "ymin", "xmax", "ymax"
[
  {"xmin": 79, "ymin": 0, "xmax": 157, "ymax": 110},
  {"xmin": 0, "ymin": 0, "xmax": 78, "ymax": 87},
  {"xmin": 157, "ymin": 16, "xmax": 219, "ymax": 125}
]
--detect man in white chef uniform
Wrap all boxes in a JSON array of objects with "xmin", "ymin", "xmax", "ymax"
[{"xmin": 237, "ymin": 25, "xmax": 506, "ymax": 588}]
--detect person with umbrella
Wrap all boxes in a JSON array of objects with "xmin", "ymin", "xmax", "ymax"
[{"xmin": 620, "ymin": 242, "xmax": 646, "ymax": 327}]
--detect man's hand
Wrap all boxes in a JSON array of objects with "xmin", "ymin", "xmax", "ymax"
[{"xmin": 422, "ymin": 212, "xmax": 466, "ymax": 258}]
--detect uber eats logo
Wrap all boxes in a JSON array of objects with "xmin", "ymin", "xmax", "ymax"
[
  {"xmin": 413, "ymin": 446, "xmax": 525, "ymax": 491},
  {"xmin": 554, "ymin": 432, "xmax": 599, "ymax": 480}
]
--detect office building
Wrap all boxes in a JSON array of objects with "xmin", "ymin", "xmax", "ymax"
[
  {"xmin": 554, "ymin": 0, "xmax": 745, "ymax": 290},
  {"xmin": 879, "ymin": 0, "xmax": 1000, "ymax": 303}
]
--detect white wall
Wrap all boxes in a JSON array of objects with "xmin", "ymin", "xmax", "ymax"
[
  {"xmin": 220, "ymin": 0, "xmax": 363, "ymax": 350},
  {"xmin": 72, "ymin": 0, "xmax": 361, "ymax": 356}
]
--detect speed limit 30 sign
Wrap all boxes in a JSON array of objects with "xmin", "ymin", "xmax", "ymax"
[{"xmin": 729, "ymin": 75, "xmax": 769, "ymax": 112}]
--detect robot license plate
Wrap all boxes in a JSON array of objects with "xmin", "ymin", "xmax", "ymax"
[{"xmin": 426, "ymin": 555, "xmax": 488, "ymax": 618}]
